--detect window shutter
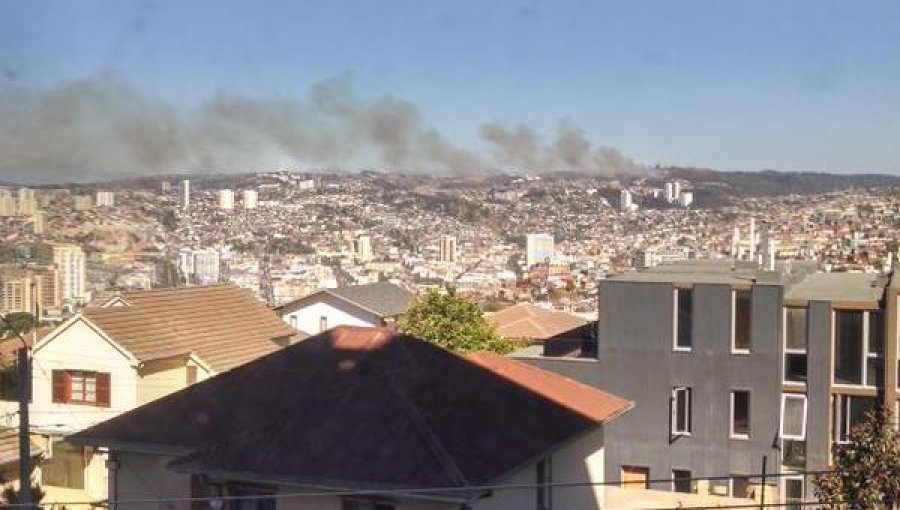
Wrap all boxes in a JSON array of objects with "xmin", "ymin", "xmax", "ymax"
[
  {"xmin": 96, "ymin": 372, "xmax": 111, "ymax": 407},
  {"xmin": 52, "ymin": 370, "xmax": 68, "ymax": 403}
]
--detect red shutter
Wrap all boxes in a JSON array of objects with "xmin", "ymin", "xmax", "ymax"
[
  {"xmin": 52, "ymin": 370, "xmax": 69, "ymax": 403},
  {"xmin": 96, "ymin": 372, "xmax": 111, "ymax": 407}
]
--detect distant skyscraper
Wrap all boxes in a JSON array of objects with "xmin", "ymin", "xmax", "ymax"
[
  {"xmin": 678, "ymin": 191, "xmax": 694, "ymax": 207},
  {"xmin": 218, "ymin": 189, "xmax": 235, "ymax": 210},
  {"xmin": 732, "ymin": 226, "xmax": 741, "ymax": 259},
  {"xmin": 355, "ymin": 235, "xmax": 373, "ymax": 263},
  {"xmin": 161, "ymin": 181, "xmax": 172, "ymax": 193},
  {"xmin": 0, "ymin": 190, "xmax": 15, "ymax": 217},
  {"xmin": 439, "ymin": 235, "xmax": 457, "ymax": 263},
  {"xmin": 73, "ymin": 195, "xmax": 93, "ymax": 211},
  {"xmin": 526, "ymin": 233, "xmax": 555, "ymax": 267},
  {"xmin": 31, "ymin": 210, "xmax": 46, "ymax": 235},
  {"xmin": 620, "ymin": 189, "xmax": 634, "ymax": 212},
  {"xmin": 96, "ymin": 190, "xmax": 115, "ymax": 207},
  {"xmin": 180, "ymin": 179, "xmax": 191, "ymax": 210},
  {"xmin": 664, "ymin": 182, "xmax": 676, "ymax": 203},
  {"xmin": 748, "ymin": 218, "xmax": 757, "ymax": 259},
  {"xmin": 192, "ymin": 248, "xmax": 221, "ymax": 284},
  {"xmin": 52, "ymin": 243, "xmax": 86, "ymax": 306},
  {"xmin": 17, "ymin": 187, "xmax": 36, "ymax": 216},
  {"xmin": 243, "ymin": 189, "xmax": 259, "ymax": 209}
]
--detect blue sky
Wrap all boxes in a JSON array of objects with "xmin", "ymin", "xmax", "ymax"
[{"xmin": 2, "ymin": 0, "xmax": 899, "ymax": 174}]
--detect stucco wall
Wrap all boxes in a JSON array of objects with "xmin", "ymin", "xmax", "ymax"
[
  {"xmin": 281, "ymin": 294, "xmax": 382, "ymax": 335},
  {"xmin": 137, "ymin": 357, "xmax": 213, "ymax": 406}
]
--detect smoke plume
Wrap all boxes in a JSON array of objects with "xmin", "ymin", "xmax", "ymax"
[{"xmin": 0, "ymin": 74, "xmax": 641, "ymax": 182}]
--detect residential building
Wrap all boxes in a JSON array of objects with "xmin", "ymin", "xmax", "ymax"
[
  {"xmin": 0, "ymin": 190, "xmax": 15, "ymax": 217},
  {"xmin": 526, "ymin": 233, "xmax": 555, "ymax": 267},
  {"xmin": 679, "ymin": 191, "xmax": 694, "ymax": 208},
  {"xmin": 72, "ymin": 195, "xmax": 93, "ymax": 211},
  {"xmin": 95, "ymin": 191, "xmax": 115, "ymax": 207},
  {"xmin": 17, "ymin": 187, "xmax": 36, "ymax": 216},
  {"xmin": 0, "ymin": 265, "xmax": 59, "ymax": 316},
  {"xmin": 242, "ymin": 189, "xmax": 258, "ymax": 209},
  {"xmin": 218, "ymin": 189, "xmax": 234, "ymax": 210},
  {"xmin": 276, "ymin": 282, "xmax": 413, "ymax": 336},
  {"xmin": 179, "ymin": 248, "xmax": 221, "ymax": 285},
  {"xmin": 489, "ymin": 303, "xmax": 594, "ymax": 357},
  {"xmin": 620, "ymin": 189, "xmax": 634, "ymax": 212},
  {"xmin": 581, "ymin": 261, "xmax": 894, "ymax": 503},
  {"xmin": 71, "ymin": 326, "xmax": 633, "ymax": 510},
  {"xmin": 0, "ymin": 284, "xmax": 297, "ymax": 506},
  {"xmin": 354, "ymin": 234, "xmax": 373, "ymax": 263},
  {"xmin": 439, "ymin": 234, "xmax": 457, "ymax": 263},
  {"xmin": 52, "ymin": 243, "xmax": 86, "ymax": 308},
  {"xmin": 180, "ymin": 179, "xmax": 190, "ymax": 210},
  {"xmin": 30, "ymin": 210, "xmax": 46, "ymax": 235}
]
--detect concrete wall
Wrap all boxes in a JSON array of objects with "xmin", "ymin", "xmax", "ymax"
[
  {"xmin": 137, "ymin": 357, "xmax": 213, "ymax": 406},
  {"xmin": 115, "ymin": 452, "xmax": 192, "ymax": 510},
  {"xmin": 281, "ymin": 294, "xmax": 383, "ymax": 336},
  {"xmin": 593, "ymin": 281, "xmax": 783, "ymax": 491}
]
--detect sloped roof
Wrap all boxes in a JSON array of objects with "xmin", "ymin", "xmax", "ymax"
[
  {"xmin": 487, "ymin": 303, "xmax": 588, "ymax": 340},
  {"xmin": 278, "ymin": 282, "xmax": 414, "ymax": 318},
  {"xmin": 72, "ymin": 326, "xmax": 630, "ymax": 492},
  {"xmin": 0, "ymin": 427, "xmax": 43, "ymax": 465},
  {"xmin": 81, "ymin": 284, "xmax": 296, "ymax": 372}
]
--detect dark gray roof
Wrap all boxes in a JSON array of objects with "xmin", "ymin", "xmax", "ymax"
[{"xmin": 278, "ymin": 282, "xmax": 414, "ymax": 318}]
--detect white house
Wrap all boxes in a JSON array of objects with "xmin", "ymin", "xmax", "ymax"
[
  {"xmin": 0, "ymin": 284, "xmax": 296, "ymax": 505},
  {"xmin": 276, "ymin": 282, "xmax": 414, "ymax": 336}
]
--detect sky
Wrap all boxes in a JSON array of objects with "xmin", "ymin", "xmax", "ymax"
[{"xmin": 1, "ymin": 0, "xmax": 899, "ymax": 180}]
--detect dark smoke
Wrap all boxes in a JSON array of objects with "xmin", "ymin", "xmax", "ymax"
[{"xmin": 0, "ymin": 74, "xmax": 642, "ymax": 182}]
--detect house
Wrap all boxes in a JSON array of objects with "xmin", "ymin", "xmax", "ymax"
[
  {"xmin": 276, "ymin": 282, "xmax": 414, "ymax": 336},
  {"xmin": 487, "ymin": 303, "xmax": 595, "ymax": 357},
  {"xmin": 522, "ymin": 260, "xmax": 896, "ymax": 505},
  {"xmin": 71, "ymin": 326, "xmax": 633, "ymax": 510},
  {"xmin": 0, "ymin": 283, "xmax": 297, "ymax": 506}
]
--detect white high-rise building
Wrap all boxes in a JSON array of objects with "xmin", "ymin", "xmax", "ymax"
[
  {"xmin": 31, "ymin": 210, "xmax": 46, "ymax": 235},
  {"xmin": 180, "ymin": 179, "xmax": 191, "ymax": 210},
  {"xmin": 192, "ymin": 248, "xmax": 221, "ymax": 285},
  {"xmin": 526, "ymin": 233, "xmax": 555, "ymax": 267},
  {"xmin": 95, "ymin": 190, "xmax": 115, "ymax": 207},
  {"xmin": 620, "ymin": 189, "xmax": 634, "ymax": 212},
  {"xmin": 161, "ymin": 181, "xmax": 172, "ymax": 193},
  {"xmin": 748, "ymin": 218, "xmax": 757, "ymax": 259},
  {"xmin": 52, "ymin": 243, "xmax": 86, "ymax": 307},
  {"xmin": 243, "ymin": 189, "xmax": 259, "ymax": 209},
  {"xmin": 664, "ymin": 182, "xmax": 676, "ymax": 203},
  {"xmin": 355, "ymin": 235, "xmax": 373, "ymax": 263},
  {"xmin": 678, "ymin": 191, "xmax": 694, "ymax": 207},
  {"xmin": 732, "ymin": 226, "xmax": 741, "ymax": 259},
  {"xmin": 218, "ymin": 189, "xmax": 235, "ymax": 210},
  {"xmin": 0, "ymin": 190, "xmax": 15, "ymax": 217},
  {"xmin": 439, "ymin": 235, "xmax": 457, "ymax": 263},
  {"xmin": 17, "ymin": 188, "xmax": 36, "ymax": 216}
]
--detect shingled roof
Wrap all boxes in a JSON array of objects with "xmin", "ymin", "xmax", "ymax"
[
  {"xmin": 487, "ymin": 303, "xmax": 589, "ymax": 341},
  {"xmin": 277, "ymin": 282, "xmax": 414, "ymax": 318},
  {"xmin": 72, "ymin": 326, "xmax": 631, "ymax": 492},
  {"xmin": 79, "ymin": 284, "xmax": 296, "ymax": 372}
]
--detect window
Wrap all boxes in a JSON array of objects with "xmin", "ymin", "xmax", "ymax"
[
  {"xmin": 674, "ymin": 288, "xmax": 693, "ymax": 350},
  {"xmin": 834, "ymin": 310, "xmax": 864, "ymax": 385},
  {"xmin": 731, "ymin": 476, "xmax": 752, "ymax": 499},
  {"xmin": 866, "ymin": 311, "xmax": 883, "ymax": 387},
  {"xmin": 730, "ymin": 390, "xmax": 750, "ymax": 438},
  {"xmin": 671, "ymin": 386, "xmax": 692, "ymax": 436},
  {"xmin": 672, "ymin": 469, "xmax": 692, "ymax": 493},
  {"xmin": 782, "ymin": 439, "xmax": 806, "ymax": 469},
  {"xmin": 784, "ymin": 477, "xmax": 804, "ymax": 510},
  {"xmin": 621, "ymin": 465, "xmax": 649, "ymax": 490},
  {"xmin": 319, "ymin": 315, "xmax": 328, "ymax": 333},
  {"xmin": 732, "ymin": 290, "xmax": 752, "ymax": 352},
  {"xmin": 780, "ymin": 394, "xmax": 807, "ymax": 440},
  {"xmin": 227, "ymin": 485, "xmax": 275, "ymax": 510},
  {"xmin": 784, "ymin": 307, "xmax": 808, "ymax": 383},
  {"xmin": 834, "ymin": 394, "xmax": 875, "ymax": 443},
  {"xmin": 52, "ymin": 370, "xmax": 110, "ymax": 406}
]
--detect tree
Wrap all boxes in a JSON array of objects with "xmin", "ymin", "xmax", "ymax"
[
  {"xmin": 815, "ymin": 407, "xmax": 900, "ymax": 509},
  {"xmin": 397, "ymin": 287, "xmax": 516, "ymax": 354},
  {"xmin": 0, "ymin": 313, "xmax": 38, "ymax": 340}
]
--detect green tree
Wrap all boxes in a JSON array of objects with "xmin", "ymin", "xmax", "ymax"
[
  {"xmin": 0, "ymin": 313, "xmax": 38, "ymax": 340},
  {"xmin": 815, "ymin": 407, "xmax": 900, "ymax": 509},
  {"xmin": 398, "ymin": 287, "xmax": 515, "ymax": 354}
]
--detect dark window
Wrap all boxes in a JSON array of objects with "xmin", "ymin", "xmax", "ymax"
[
  {"xmin": 342, "ymin": 500, "xmax": 395, "ymax": 510},
  {"xmin": 672, "ymin": 470, "xmax": 692, "ymax": 493},
  {"xmin": 834, "ymin": 311, "xmax": 864, "ymax": 385},
  {"xmin": 672, "ymin": 387, "xmax": 692, "ymax": 435},
  {"xmin": 52, "ymin": 370, "xmax": 110, "ymax": 406},
  {"xmin": 319, "ymin": 315, "xmax": 328, "ymax": 333},
  {"xmin": 731, "ymin": 476, "xmax": 752, "ymax": 499},
  {"xmin": 782, "ymin": 439, "xmax": 806, "ymax": 469},
  {"xmin": 867, "ymin": 311, "xmax": 883, "ymax": 387},
  {"xmin": 731, "ymin": 390, "xmax": 750, "ymax": 437},
  {"xmin": 676, "ymin": 289, "xmax": 693, "ymax": 349},
  {"xmin": 536, "ymin": 459, "xmax": 550, "ymax": 510},
  {"xmin": 785, "ymin": 478, "xmax": 804, "ymax": 510},
  {"xmin": 785, "ymin": 354, "xmax": 808, "ymax": 383},
  {"xmin": 733, "ymin": 290, "xmax": 752, "ymax": 351},
  {"xmin": 227, "ymin": 485, "xmax": 275, "ymax": 510}
]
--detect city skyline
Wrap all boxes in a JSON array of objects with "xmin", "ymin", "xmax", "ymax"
[{"xmin": 1, "ymin": 1, "xmax": 899, "ymax": 182}]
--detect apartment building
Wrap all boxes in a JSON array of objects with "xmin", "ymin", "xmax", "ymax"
[{"xmin": 587, "ymin": 260, "xmax": 894, "ymax": 504}]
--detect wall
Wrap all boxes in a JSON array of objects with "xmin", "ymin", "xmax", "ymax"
[
  {"xmin": 137, "ymin": 357, "xmax": 213, "ymax": 406},
  {"xmin": 593, "ymin": 280, "xmax": 783, "ymax": 492},
  {"xmin": 115, "ymin": 452, "xmax": 192, "ymax": 510},
  {"xmin": 281, "ymin": 294, "xmax": 382, "ymax": 336}
]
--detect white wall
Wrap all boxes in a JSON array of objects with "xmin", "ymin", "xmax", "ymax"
[
  {"xmin": 281, "ymin": 294, "xmax": 382, "ymax": 336},
  {"xmin": 0, "ymin": 318, "xmax": 139, "ymax": 433}
]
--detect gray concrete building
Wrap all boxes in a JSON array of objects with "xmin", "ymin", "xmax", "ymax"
[{"xmin": 518, "ymin": 260, "xmax": 897, "ymax": 506}]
